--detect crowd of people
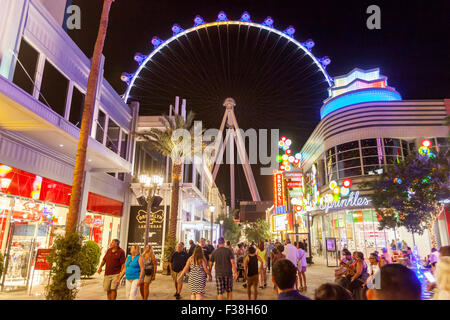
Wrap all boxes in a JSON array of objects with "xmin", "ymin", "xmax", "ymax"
[{"xmin": 96, "ymin": 237, "xmax": 450, "ymax": 300}]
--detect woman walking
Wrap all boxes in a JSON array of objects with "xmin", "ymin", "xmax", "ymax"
[
  {"xmin": 117, "ymin": 245, "xmax": 144, "ymax": 300},
  {"xmin": 140, "ymin": 244, "xmax": 157, "ymax": 300},
  {"xmin": 257, "ymin": 241, "xmax": 268, "ymax": 288},
  {"xmin": 177, "ymin": 246, "xmax": 211, "ymax": 300},
  {"xmin": 297, "ymin": 242, "xmax": 308, "ymax": 292}
]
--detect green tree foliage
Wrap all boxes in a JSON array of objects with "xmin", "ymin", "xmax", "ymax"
[
  {"xmin": 216, "ymin": 214, "xmax": 241, "ymax": 243},
  {"xmin": 244, "ymin": 219, "xmax": 272, "ymax": 243},
  {"xmin": 45, "ymin": 232, "xmax": 83, "ymax": 300},
  {"xmin": 362, "ymin": 149, "xmax": 449, "ymax": 244},
  {"xmin": 80, "ymin": 240, "xmax": 101, "ymax": 278}
]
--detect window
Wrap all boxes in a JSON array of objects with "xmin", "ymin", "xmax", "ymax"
[
  {"xmin": 106, "ymin": 120, "xmax": 120, "ymax": 153},
  {"xmin": 118, "ymin": 173, "xmax": 125, "ymax": 181},
  {"xmin": 339, "ymin": 167, "xmax": 362, "ymax": 178},
  {"xmin": 13, "ymin": 39, "xmax": 39, "ymax": 95},
  {"xmin": 384, "ymin": 147, "xmax": 401, "ymax": 157},
  {"xmin": 338, "ymin": 158, "xmax": 361, "ymax": 170},
  {"xmin": 336, "ymin": 141, "xmax": 359, "ymax": 153},
  {"xmin": 120, "ymin": 131, "xmax": 128, "ymax": 159},
  {"xmin": 39, "ymin": 60, "xmax": 69, "ymax": 117},
  {"xmin": 195, "ymin": 170, "xmax": 201, "ymax": 191},
  {"xmin": 69, "ymin": 86, "xmax": 85, "ymax": 128},
  {"xmin": 361, "ymin": 148, "xmax": 378, "ymax": 156},
  {"xmin": 184, "ymin": 163, "xmax": 192, "ymax": 183},
  {"xmin": 363, "ymin": 156, "xmax": 381, "ymax": 166},
  {"xmin": 383, "ymin": 138, "xmax": 401, "ymax": 148},
  {"xmin": 361, "ymin": 139, "xmax": 377, "ymax": 148},
  {"xmin": 337, "ymin": 149, "xmax": 360, "ymax": 161},
  {"xmin": 96, "ymin": 110, "xmax": 106, "ymax": 144}
]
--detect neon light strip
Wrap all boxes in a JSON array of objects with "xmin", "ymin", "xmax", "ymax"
[
  {"xmin": 320, "ymin": 88, "xmax": 402, "ymax": 119},
  {"xmin": 124, "ymin": 21, "xmax": 333, "ymax": 103}
]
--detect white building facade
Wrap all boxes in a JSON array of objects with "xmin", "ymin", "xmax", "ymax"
[{"xmin": 0, "ymin": 0, "xmax": 137, "ymax": 290}]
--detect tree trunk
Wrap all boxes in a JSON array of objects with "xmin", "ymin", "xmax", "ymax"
[
  {"xmin": 66, "ymin": 0, "xmax": 115, "ymax": 234},
  {"xmin": 168, "ymin": 163, "xmax": 182, "ymax": 241},
  {"xmin": 427, "ymin": 216, "xmax": 438, "ymax": 249}
]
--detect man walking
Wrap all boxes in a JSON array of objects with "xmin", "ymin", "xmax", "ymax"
[
  {"xmin": 169, "ymin": 242, "xmax": 189, "ymax": 300},
  {"xmin": 200, "ymin": 238, "xmax": 213, "ymax": 264},
  {"xmin": 209, "ymin": 237, "xmax": 238, "ymax": 300},
  {"xmin": 97, "ymin": 239, "xmax": 126, "ymax": 300}
]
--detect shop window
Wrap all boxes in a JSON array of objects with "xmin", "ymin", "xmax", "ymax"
[
  {"xmin": 337, "ymin": 149, "xmax": 360, "ymax": 161},
  {"xmin": 195, "ymin": 170, "xmax": 202, "ymax": 191},
  {"xmin": 338, "ymin": 167, "xmax": 362, "ymax": 178},
  {"xmin": 383, "ymin": 138, "xmax": 401, "ymax": 148},
  {"xmin": 120, "ymin": 131, "xmax": 128, "ymax": 159},
  {"xmin": 360, "ymin": 139, "xmax": 377, "ymax": 148},
  {"xmin": 336, "ymin": 141, "xmax": 359, "ymax": 153},
  {"xmin": 337, "ymin": 158, "xmax": 361, "ymax": 170},
  {"xmin": 386, "ymin": 156, "xmax": 401, "ymax": 164},
  {"xmin": 184, "ymin": 163, "xmax": 192, "ymax": 183},
  {"xmin": 96, "ymin": 110, "xmax": 106, "ymax": 144},
  {"xmin": 437, "ymin": 137, "xmax": 449, "ymax": 153},
  {"xmin": 106, "ymin": 119, "xmax": 120, "ymax": 153},
  {"xmin": 361, "ymin": 147, "xmax": 378, "ymax": 156},
  {"xmin": 69, "ymin": 86, "xmax": 85, "ymax": 128},
  {"xmin": 384, "ymin": 147, "xmax": 402, "ymax": 157},
  {"xmin": 401, "ymin": 140, "xmax": 409, "ymax": 151},
  {"xmin": 39, "ymin": 60, "xmax": 69, "ymax": 117},
  {"xmin": 118, "ymin": 173, "xmax": 125, "ymax": 181},
  {"xmin": 364, "ymin": 165, "xmax": 383, "ymax": 175},
  {"xmin": 12, "ymin": 39, "xmax": 39, "ymax": 96},
  {"xmin": 363, "ymin": 156, "xmax": 382, "ymax": 166}
]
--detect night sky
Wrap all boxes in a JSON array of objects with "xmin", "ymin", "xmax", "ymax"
[{"xmin": 69, "ymin": 0, "xmax": 450, "ymax": 203}]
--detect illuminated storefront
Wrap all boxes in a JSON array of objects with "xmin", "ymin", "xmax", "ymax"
[
  {"xmin": 299, "ymin": 68, "xmax": 449, "ymax": 260},
  {"xmin": 0, "ymin": 163, "xmax": 123, "ymax": 290}
]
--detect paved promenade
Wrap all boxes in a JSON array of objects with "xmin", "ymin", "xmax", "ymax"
[{"xmin": 0, "ymin": 263, "xmax": 334, "ymax": 300}]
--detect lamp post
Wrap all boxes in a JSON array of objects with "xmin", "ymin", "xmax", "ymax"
[
  {"xmin": 209, "ymin": 205, "xmax": 215, "ymax": 241},
  {"xmin": 139, "ymin": 174, "xmax": 163, "ymax": 246},
  {"xmin": 219, "ymin": 219, "xmax": 224, "ymax": 238}
]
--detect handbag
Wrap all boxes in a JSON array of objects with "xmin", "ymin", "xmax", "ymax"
[{"xmin": 144, "ymin": 255, "xmax": 154, "ymax": 276}]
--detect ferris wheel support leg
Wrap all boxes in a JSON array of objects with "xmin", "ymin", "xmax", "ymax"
[
  {"xmin": 230, "ymin": 110, "xmax": 261, "ymax": 201},
  {"xmin": 212, "ymin": 128, "xmax": 231, "ymax": 180},
  {"xmin": 230, "ymin": 130, "xmax": 235, "ymax": 209}
]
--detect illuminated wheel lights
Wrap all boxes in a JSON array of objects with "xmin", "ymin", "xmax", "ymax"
[{"xmin": 123, "ymin": 11, "xmax": 334, "ymax": 104}]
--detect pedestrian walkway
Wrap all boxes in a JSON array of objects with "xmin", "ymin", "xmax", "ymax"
[{"xmin": 0, "ymin": 263, "xmax": 334, "ymax": 300}]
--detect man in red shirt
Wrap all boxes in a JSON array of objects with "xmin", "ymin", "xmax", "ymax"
[{"xmin": 97, "ymin": 239, "xmax": 126, "ymax": 300}]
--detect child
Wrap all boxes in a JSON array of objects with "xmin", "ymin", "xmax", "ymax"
[{"xmin": 243, "ymin": 246, "xmax": 263, "ymax": 300}]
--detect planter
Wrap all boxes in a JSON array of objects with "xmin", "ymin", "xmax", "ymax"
[{"xmin": 162, "ymin": 260, "xmax": 171, "ymax": 275}]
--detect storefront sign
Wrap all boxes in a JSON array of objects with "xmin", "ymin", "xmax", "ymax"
[
  {"xmin": 286, "ymin": 181, "xmax": 301, "ymax": 188},
  {"xmin": 34, "ymin": 249, "xmax": 52, "ymax": 270},
  {"xmin": 272, "ymin": 213, "xmax": 294, "ymax": 232},
  {"xmin": 127, "ymin": 205, "xmax": 169, "ymax": 265},
  {"xmin": 273, "ymin": 173, "xmax": 286, "ymax": 211},
  {"xmin": 283, "ymin": 172, "xmax": 302, "ymax": 179},
  {"xmin": 318, "ymin": 191, "xmax": 371, "ymax": 213}
]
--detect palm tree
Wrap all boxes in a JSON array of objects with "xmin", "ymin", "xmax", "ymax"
[
  {"xmin": 139, "ymin": 110, "xmax": 198, "ymax": 242},
  {"xmin": 65, "ymin": 0, "xmax": 115, "ymax": 234}
]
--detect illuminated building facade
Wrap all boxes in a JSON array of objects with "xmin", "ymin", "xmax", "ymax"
[{"xmin": 299, "ymin": 68, "xmax": 450, "ymax": 260}]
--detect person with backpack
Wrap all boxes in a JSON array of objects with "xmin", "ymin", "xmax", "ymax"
[
  {"xmin": 169, "ymin": 242, "xmax": 189, "ymax": 300},
  {"xmin": 140, "ymin": 244, "xmax": 157, "ymax": 300},
  {"xmin": 243, "ymin": 246, "xmax": 263, "ymax": 300}
]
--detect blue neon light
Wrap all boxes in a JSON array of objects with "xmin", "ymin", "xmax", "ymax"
[{"xmin": 320, "ymin": 88, "xmax": 402, "ymax": 119}]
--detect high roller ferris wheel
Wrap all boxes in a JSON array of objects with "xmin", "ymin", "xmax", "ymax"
[{"xmin": 121, "ymin": 11, "xmax": 335, "ymax": 205}]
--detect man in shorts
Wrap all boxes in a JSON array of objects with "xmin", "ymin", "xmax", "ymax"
[
  {"xmin": 97, "ymin": 239, "xmax": 125, "ymax": 300},
  {"xmin": 169, "ymin": 242, "xmax": 189, "ymax": 300},
  {"xmin": 209, "ymin": 237, "xmax": 238, "ymax": 300}
]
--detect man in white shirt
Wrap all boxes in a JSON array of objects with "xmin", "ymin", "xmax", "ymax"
[{"xmin": 283, "ymin": 239, "xmax": 298, "ymax": 269}]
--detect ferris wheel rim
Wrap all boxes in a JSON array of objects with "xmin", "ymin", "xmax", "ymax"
[{"xmin": 123, "ymin": 20, "xmax": 334, "ymax": 104}]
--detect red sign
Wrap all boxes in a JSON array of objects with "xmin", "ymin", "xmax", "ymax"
[
  {"xmin": 283, "ymin": 172, "xmax": 302, "ymax": 179},
  {"xmin": 273, "ymin": 173, "xmax": 285, "ymax": 209},
  {"xmin": 286, "ymin": 181, "xmax": 301, "ymax": 188},
  {"xmin": 34, "ymin": 249, "xmax": 52, "ymax": 270}
]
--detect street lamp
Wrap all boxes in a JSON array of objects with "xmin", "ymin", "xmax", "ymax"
[
  {"xmin": 139, "ymin": 173, "xmax": 163, "ymax": 246},
  {"xmin": 219, "ymin": 219, "xmax": 224, "ymax": 238},
  {"xmin": 209, "ymin": 205, "xmax": 215, "ymax": 241}
]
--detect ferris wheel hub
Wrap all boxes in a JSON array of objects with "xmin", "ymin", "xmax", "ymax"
[{"xmin": 223, "ymin": 97, "xmax": 236, "ymax": 109}]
